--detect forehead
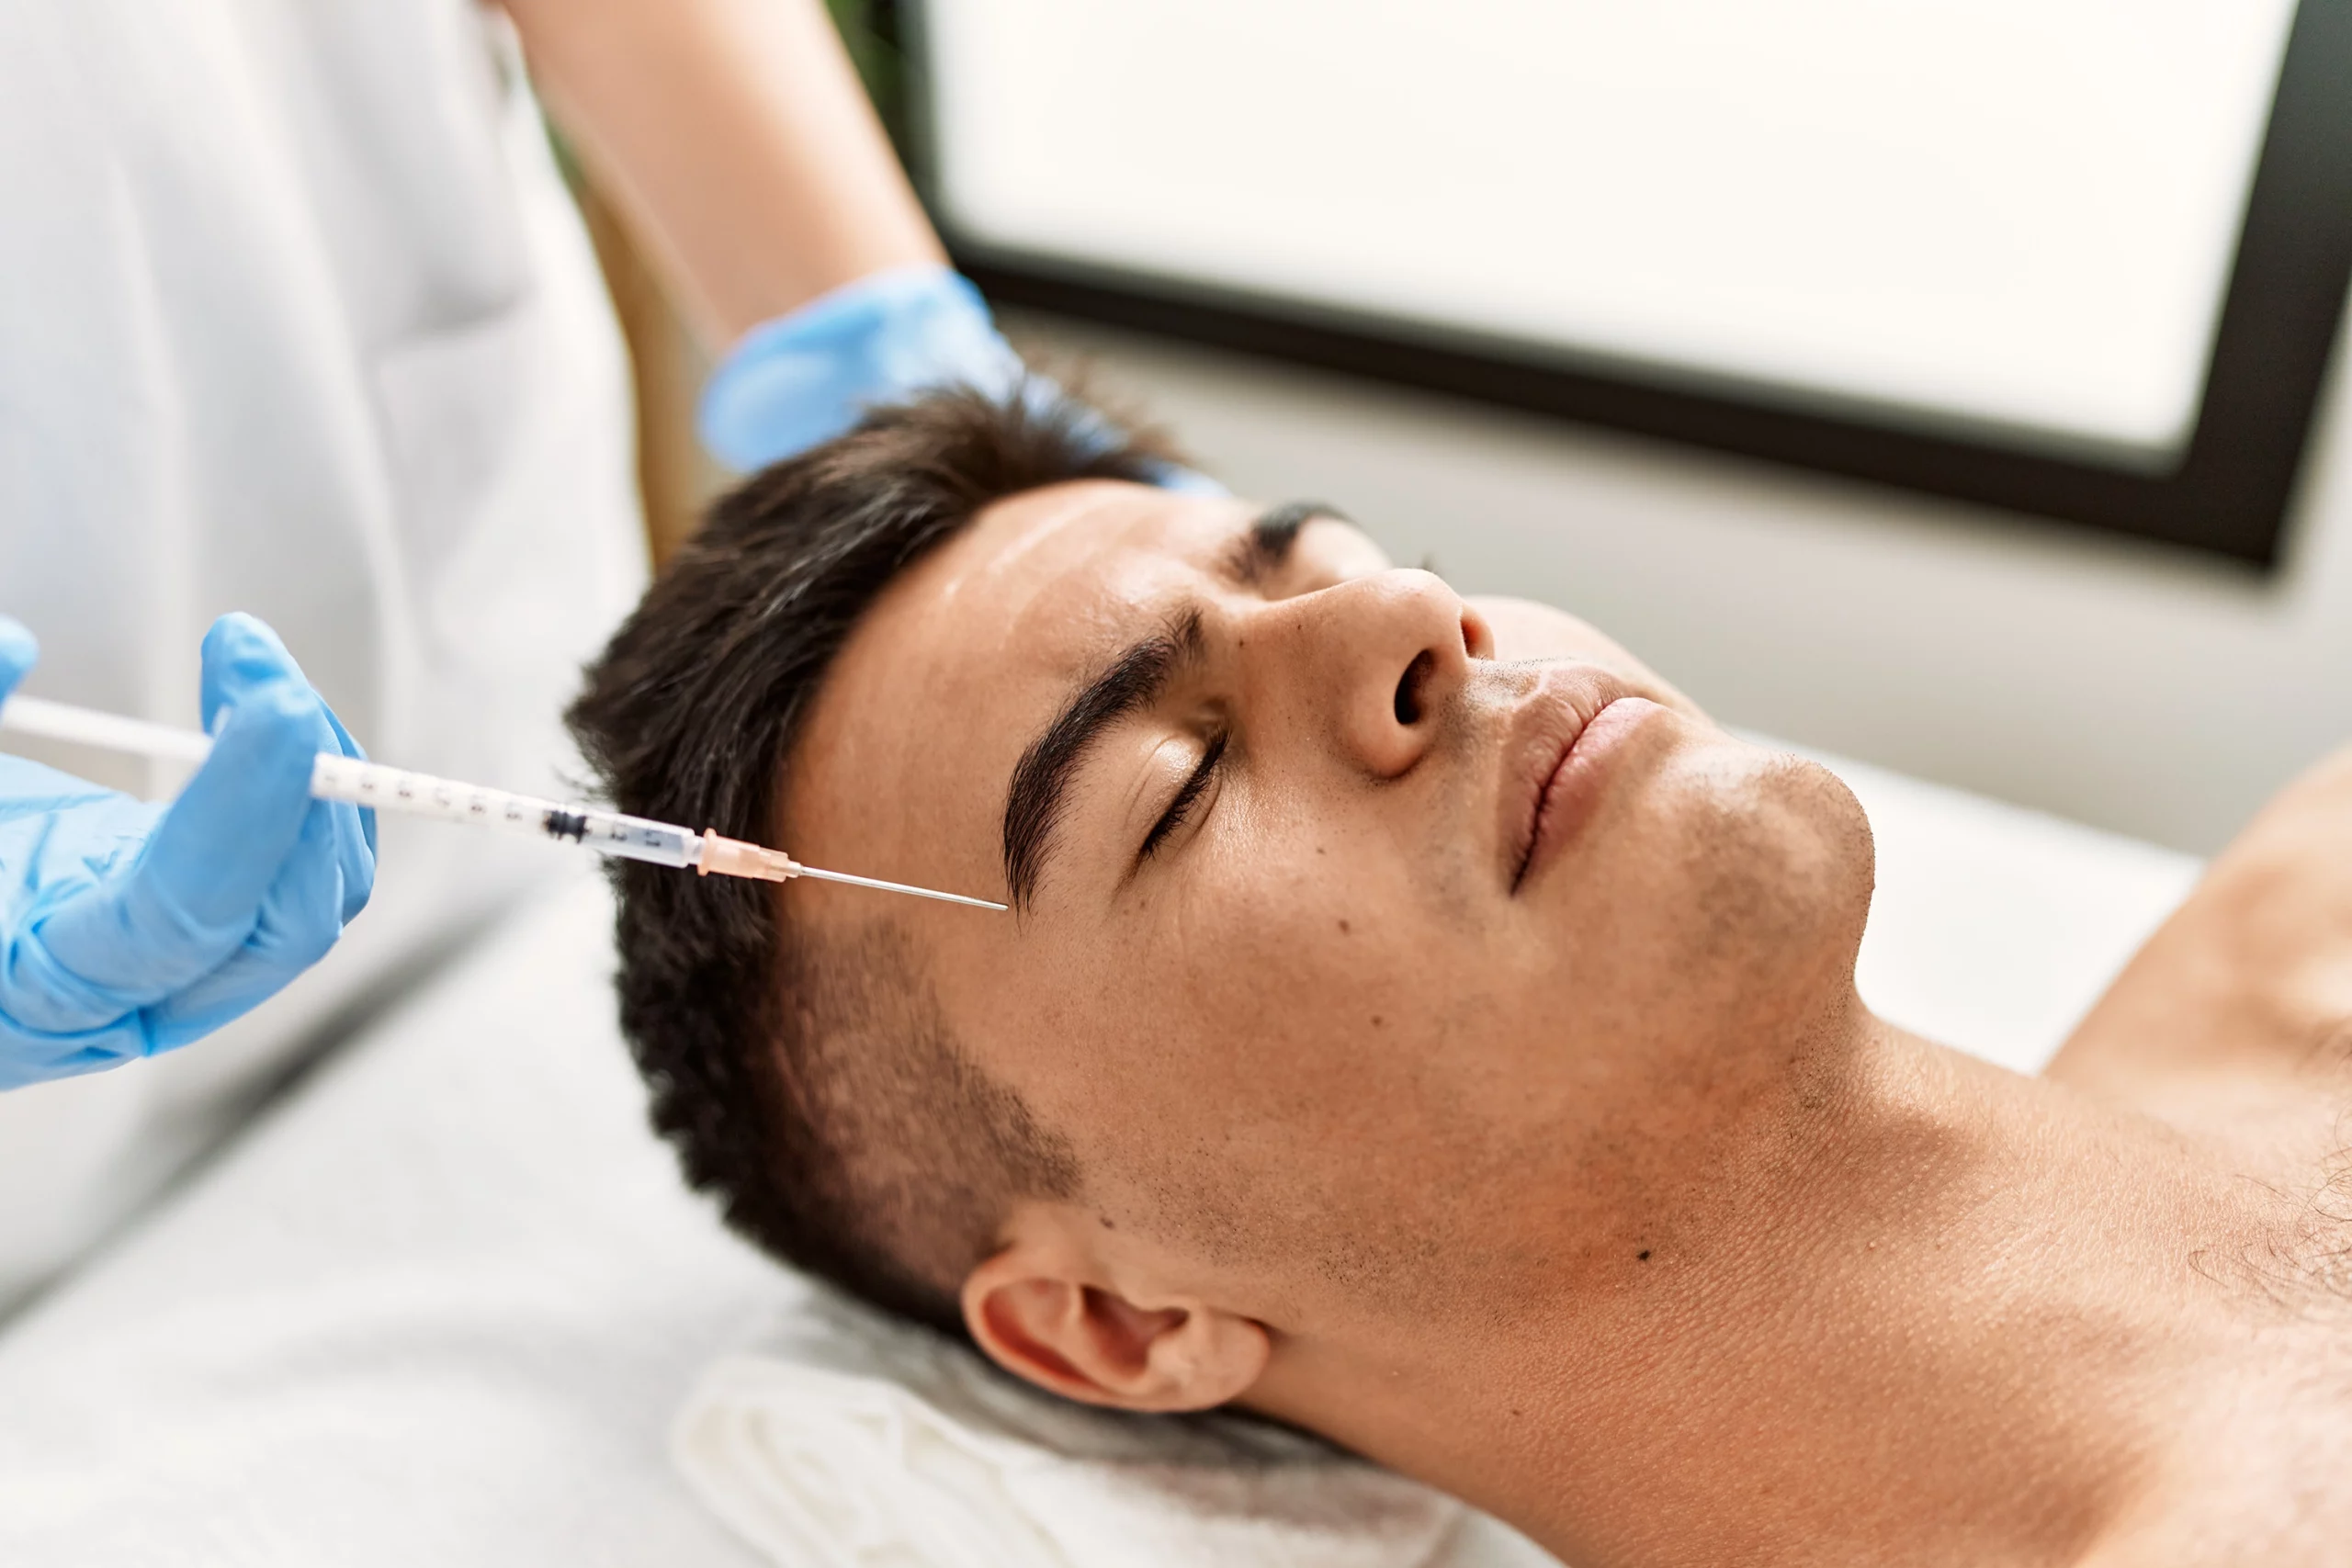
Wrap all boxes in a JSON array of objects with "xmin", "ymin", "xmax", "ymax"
[{"xmin": 780, "ymin": 480, "xmax": 1248, "ymax": 907}]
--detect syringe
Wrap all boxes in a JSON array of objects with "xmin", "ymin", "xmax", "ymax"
[{"xmin": 0, "ymin": 694, "xmax": 1005, "ymax": 911}]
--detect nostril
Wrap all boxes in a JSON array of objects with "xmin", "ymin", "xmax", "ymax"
[
  {"xmin": 1394, "ymin": 650, "xmax": 1434, "ymax": 726},
  {"xmin": 1460, "ymin": 605, "xmax": 1493, "ymax": 660}
]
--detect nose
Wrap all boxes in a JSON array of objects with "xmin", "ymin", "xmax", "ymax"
[{"xmin": 1244, "ymin": 569, "xmax": 1492, "ymax": 778}]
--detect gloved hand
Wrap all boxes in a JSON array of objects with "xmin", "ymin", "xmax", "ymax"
[
  {"xmin": 697, "ymin": 263, "xmax": 1224, "ymax": 493},
  {"xmin": 0, "ymin": 613, "xmax": 375, "ymax": 1090}
]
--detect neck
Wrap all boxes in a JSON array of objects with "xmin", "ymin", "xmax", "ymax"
[{"xmin": 1255, "ymin": 1003, "xmax": 2261, "ymax": 1567}]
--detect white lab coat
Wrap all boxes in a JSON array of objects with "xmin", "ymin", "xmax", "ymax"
[{"xmin": 0, "ymin": 0, "xmax": 648, "ymax": 1308}]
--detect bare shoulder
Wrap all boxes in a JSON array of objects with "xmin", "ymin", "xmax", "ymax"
[
  {"xmin": 2039, "ymin": 751, "xmax": 2352, "ymax": 1568},
  {"xmin": 2193, "ymin": 739, "xmax": 2352, "ymax": 939},
  {"xmin": 2048, "ymin": 742, "xmax": 2352, "ymax": 1154}
]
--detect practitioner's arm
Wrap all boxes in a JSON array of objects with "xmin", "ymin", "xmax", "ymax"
[
  {"xmin": 500, "ymin": 0, "xmax": 1215, "ymax": 479},
  {"xmin": 498, "ymin": 0, "xmax": 1073, "ymax": 473},
  {"xmin": 496, "ymin": 0, "xmax": 942, "ymax": 348}
]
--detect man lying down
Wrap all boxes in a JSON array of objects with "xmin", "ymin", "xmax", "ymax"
[{"xmin": 569, "ymin": 388, "xmax": 2352, "ymax": 1567}]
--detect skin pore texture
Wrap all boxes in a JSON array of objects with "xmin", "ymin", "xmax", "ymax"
[{"xmin": 778, "ymin": 479, "xmax": 2352, "ymax": 1567}]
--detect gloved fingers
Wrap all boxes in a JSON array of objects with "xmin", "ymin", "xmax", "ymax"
[
  {"xmin": 199, "ymin": 612, "xmax": 376, "ymax": 900},
  {"xmin": 319, "ymin": 692, "xmax": 379, "ymax": 870},
  {"xmin": 698, "ymin": 267, "xmax": 1227, "ymax": 493},
  {"xmin": 34, "ymin": 677, "xmax": 320, "ymax": 1001},
  {"xmin": 196, "ymin": 612, "xmax": 307, "ymax": 734},
  {"xmin": 137, "ymin": 793, "xmax": 355, "ymax": 1054},
  {"xmin": 331, "ymin": 791, "xmax": 374, "ymax": 926},
  {"xmin": 1005, "ymin": 376, "xmax": 1229, "ymax": 497},
  {"xmin": 0, "ymin": 613, "xmax": 374, "ymax": 1065},
  {"xmin": 295, "ymin": 694, "xmax": 374, "ymax": 925},
  {"xmin": 1135, "ymin": 458, "xmax": 1227, "ymax": 496},
  {"xmin": 0, "ymin": 724, "xmax": 367, "ymax": 1055},
  {"xmin": 0, "ymin": 617, "xmax": 37, "ymax": 702},
  {"xmin": 698, "ymin": 266, "xmax": 1023, "ymax": 470},
  {"xmin": 267, "ymin": 795, "xmax": 356, "ymax": 973},
  {"xmin": 196, "ymin": 609, "xmax": 373, "ymax": 920},
  {"xmin": 0, "ymin": 1016, "xmax": 153, "ymax": 1090},
  {"xmin": 0, "ymin": 795, "xmax": 164, "ymax": 1036}
]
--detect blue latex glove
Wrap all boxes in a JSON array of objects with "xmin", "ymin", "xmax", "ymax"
[
  {"xmin": 0, "ymin": 614, "xmax": 376, "ymax": 1090},
  {"xmin": 698, "ymin": 264, "xmax": 1224, "ymax": 493}
]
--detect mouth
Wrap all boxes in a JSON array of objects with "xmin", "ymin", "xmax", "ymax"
[{"xmin": 1503, "ymin": 668, "xmax": 1661, "ymax": 893}]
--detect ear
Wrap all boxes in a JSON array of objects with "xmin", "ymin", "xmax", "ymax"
[{"xmin": 961, "ymin": 1213, "xmax": 1270, "ymax": 1413}]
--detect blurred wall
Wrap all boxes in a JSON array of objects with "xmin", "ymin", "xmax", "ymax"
[{"xmin": 1010, "ymin": 309, "xmax": 2352, "ymax": 856}]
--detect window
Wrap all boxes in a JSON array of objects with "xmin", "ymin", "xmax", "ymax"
[{"xmin": 914, "ymin": 0, "xmax": 2352, "ymax": 565}]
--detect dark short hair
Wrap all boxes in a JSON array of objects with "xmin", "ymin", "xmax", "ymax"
[{"xmin": 567, "ymin": 385, "xmax": 1183, "ymax": 1337}]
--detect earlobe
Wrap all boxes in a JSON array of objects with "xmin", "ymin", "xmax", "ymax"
[{"xmin": 962, "ymin": 1238, "xmax": 1270, "ymax": 1414}]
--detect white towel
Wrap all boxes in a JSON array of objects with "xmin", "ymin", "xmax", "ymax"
[{"xmin": 672, "ymin": 1285, "xmax": 1483, "ymax": 1568}]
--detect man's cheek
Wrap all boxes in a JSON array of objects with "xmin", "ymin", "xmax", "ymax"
[{"xmin": 1168, "ymin": 894, "xmax": 1439, "ymax": 1109}]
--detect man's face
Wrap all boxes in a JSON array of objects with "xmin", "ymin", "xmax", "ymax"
[{"xmin": 785, "ymin": 480, "xmax": 1872, "ymax": 1330}]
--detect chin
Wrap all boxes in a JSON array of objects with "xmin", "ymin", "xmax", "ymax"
[{"xmin": 1650, "ymin": 741, "xmax": 1875, "ymax": 1020}]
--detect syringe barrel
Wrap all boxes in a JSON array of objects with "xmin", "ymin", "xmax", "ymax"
[{"xmin": 307, "ymin": 755, "xmax": 701, "ymax": 869}]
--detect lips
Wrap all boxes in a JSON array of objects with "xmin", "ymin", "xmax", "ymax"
[{"xmin": 1500, "ymin": 666, "xmax": 1647, "ymax": 892}]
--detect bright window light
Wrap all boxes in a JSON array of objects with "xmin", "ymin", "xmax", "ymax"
[{"xmin": 928, "ymin": 0, "xmax": 2298, "ymax": 462}]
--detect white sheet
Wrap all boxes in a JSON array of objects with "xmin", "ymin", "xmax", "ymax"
[
  {"xmin": 0, "ymin": 874, "xmax": 770, "ymax": 1565},
  {"xmin": 673, "ymin": 1287, "xmax": 1475, "ymax": 1568},
  {"xmin": 0, "ymin": 752, "xmax": 2201, "ymax": 1566},
  {"xmin": 1815, "ymin": 747, "xmax": 2201, "ymax": 1072}
]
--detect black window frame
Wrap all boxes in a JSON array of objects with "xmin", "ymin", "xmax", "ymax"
[{"xmin": 905, "ymin": 0, "xmax": 2352, "ymax": 568}]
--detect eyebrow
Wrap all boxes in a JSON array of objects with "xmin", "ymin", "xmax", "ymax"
[
  {"xmin": 998, "ymin": 501, "xmax": 1350, "ymax": 910},
  {"xmin": 1221, "ymin": 499, "xmax": 1351, "ymax": 586},
  {"xmin": 1001, "ymin": 605, "xmax": 1205, "ymax": 911}
]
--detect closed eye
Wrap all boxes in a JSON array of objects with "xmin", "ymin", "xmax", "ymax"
[{"xmin": 1140, "ymin": 730, "xmax": 1227, "ymax": 862}]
